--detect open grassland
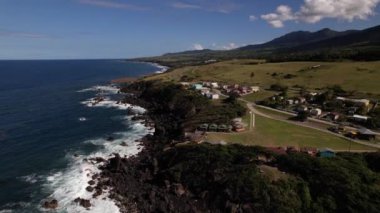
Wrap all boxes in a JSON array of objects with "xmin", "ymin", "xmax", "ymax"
[
  {"xmin": 206, "ymin": 115, "xmax": 377, "ymax": 151},
  {"xmin": 146, "ymin": 60, "xmax": 380, "ymax": 95}
]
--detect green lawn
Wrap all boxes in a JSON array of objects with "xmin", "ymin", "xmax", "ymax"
[
  {"xmin": 206, "ymin": 115, "xmax": 377, "ymax": 151},
  {"xmin": 147, "ymin": 60, "xmax": 380, "ymax": 95}
]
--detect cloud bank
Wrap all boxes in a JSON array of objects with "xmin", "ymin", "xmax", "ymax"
[
  {"xmin": 261, "ymin": 0, "xmax": 380, "ymax": 28},
  {"xmin": 193, "ymin": 43, "xmax": 204, "ymax": 50}
]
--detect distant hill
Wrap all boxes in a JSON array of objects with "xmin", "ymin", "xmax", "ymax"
[
  {"xmin": 239, "ymin": 28, "xmax": 358, "ymax": 51},
  {"xmin": 135, "ymin": 24, "xmax": 380, "ymax": 66}
]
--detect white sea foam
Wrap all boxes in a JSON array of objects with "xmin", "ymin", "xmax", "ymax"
[
  {"xmin": 81, "ymin": 97, "xmax": 146, "ymax": 114},
  {"xmin": 18, "ymin": 173, "xmax": 44, "ymax": 184},
  {"xmin": 150, "ymin": 63, "xmax": 169, "ymax": 74},
  {"xmin": 42, "ymin": 91, "xmax": 154, "ymax": 213},
  {"xmin": 77, "ymin": 85, "xmax": 120, "ymax": 94}
]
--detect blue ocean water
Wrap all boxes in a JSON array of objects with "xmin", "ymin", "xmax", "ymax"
[{"xmin": 0, "ymin": 60, "xmax": 158, "ymax": 212}]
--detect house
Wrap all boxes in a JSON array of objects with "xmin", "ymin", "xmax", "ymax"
[
  {"xmin": 217, "ymin": 124, "xmax": 229, "ymax": 132},
  {"xmin": 296, "ymin": 105, "xmax": 308, "ymax": 112},
  {"xmin": 300, "ymin": 147, "xmax": 318, "ymax": 156},
  {"xmin": 211, "ymin": 82, "xmax": 219, "ymax": 88},
  {"xmin": 233, "ymin": 124, "xmax": 245, "ymax": 132},
  {"xmin": 198, "ymin": 124, "xmax": 209, "ymax": 132},
  {"xmin": 351, "ymin": 114, "xmax": 370, "ymax": 123},
  {"xmin": 180, "ymin": 82, "xmax": 190, "ymax": 87},
  {"xmin": 310, "ymin": 108, "xmax": 322, "ymax": 116},
  {"xmin": 208, "ymin": 124, "xmax": 218, "ymax": 132},
  {"xmin": 297, "ymin": 97, "xmax": 306, "ymax": 104},
  {"xmin": 192, "ymin": 84, "xmax": 203, "ymax": 90},
  {"xmin": 358, "ymin": 128, "xmax": 377, "ymax": 140},
  {"xmin": 336, "ymin": 97, "xmax": 370, "ymax": 107},
  {"xmin": 325, "ymin": 112, "xmax": 340, "ymax": 121},
  {"xmin": 206, "ymin": 93, "xmax": 219, "ymax": 100},
  {"xmin": 200, "ymin": 88, "xmax": 211, "ymax": 95},
  {"xmin": 287, "ymin": 99, "xmax": 294, "ymax": 105},
  {"xmin": 251, "ymin": 86, "xmax": 260, "ymax": 92},
  {"xmin": 318, "ymin": 148, "xmax": 336, "ymax": 158}
]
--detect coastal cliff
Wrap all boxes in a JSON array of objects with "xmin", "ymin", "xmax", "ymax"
[{"xmin": 97, "ymin": 81, "xmax": 380, "ymax": 213}]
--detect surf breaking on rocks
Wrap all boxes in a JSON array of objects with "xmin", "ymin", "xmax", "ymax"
[{"xmin": 41, "ymin": 85, "xmax": 154, "ymax": 213}]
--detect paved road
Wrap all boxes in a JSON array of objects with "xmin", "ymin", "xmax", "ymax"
[{"xmin": 215, "ymin": 89, "xmax": 380, "ymax": 150}]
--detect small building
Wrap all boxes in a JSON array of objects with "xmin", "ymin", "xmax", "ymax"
[
  {"xmin": 351, "ymin": 114, "xmax": 370, "ymax": 123},
  {"xmin": 297, "ymin": 97, "xmax": 306, "ymax": 104},
  {"xmin": 211, "ymin": 82, "xmax": 219, "ymax": 88},
  {"xmin": 296, "ymin": 105, "xmax": 308, "ymax": 112},
  {"xmin": 200, "ymin": 88, "xmax": 211, "ymax": 95},
  {"xmin": 179, "ymin": 82, "xmax": 190, "ymax": 87},
  {"xmin": 325, "ymin": 112, "xmax": 340, "ymax": 121},
  {"xmin": 300, "ymin": 147, "xmax": 318, "ymax": 156},
  {"xmin": 192, "ymin": 84, "xmax": 203, "ymax": 90},
  {"xmin": 217, "ymin": 124, "xmax": 229, "ymax": 132},
  {"xmin": 358, "ymin": 128, "xmax": 377, "ymax": 140},
  {"xmin": 233, "ymin": 124, "xmax": 245, "ymax": 132},
  {"xmin": 310, "ymin": 108, "xmax": 322, "ymax": 116},
  {"xmin": 207, "ymin": 93, "xmax": 220, "ymax": 100},
  {"xmin": 287, "ymin": 99, "xmax": 294, "ymax": 105},
  {"xmin": 208, "ymin": 124, "xmax": 218, "ymax": 132},
  {"xmin": 318, "ymin": 148, "xmax": 336, "ymax": 158},
  {"xmin": 198, "ymin": 123, "xmax": 209, "ymax": 132},
  {"xmin": 251, "ymin": 86, "xmax": 260, "ymax": 92}
]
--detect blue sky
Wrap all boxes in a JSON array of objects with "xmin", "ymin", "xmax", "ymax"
[{"xmin": 0, "ymin": 0, "xmax": 379, "ymax": 59}]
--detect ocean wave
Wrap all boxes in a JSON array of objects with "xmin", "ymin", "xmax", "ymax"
[
  {"xmin": 41, "ymin": 91, "xmax": 154, "ymax": 212},
  {"xmin": 77, "ymin": 85, "xmax": 120, "ymax": 94},
  {"xmin": 150, "ymin": 63, "xmax": 169, "ymax": 74},
  {"xmin": 18, "ymin": 173, "xmax": 44, "ymax": 184},
  {"xmin": 81, "ymin": 98, "xmax": 146, "ymax": 114}
]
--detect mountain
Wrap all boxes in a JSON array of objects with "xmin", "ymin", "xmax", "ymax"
[
  {"xmin": 238, "ymin": 28, "xmax": 358, "ymax": 51},
  {"xmin": 136, "ymin": 25, "xmax": 380, "ymax": 66}
]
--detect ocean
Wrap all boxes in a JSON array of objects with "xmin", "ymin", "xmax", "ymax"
[{"xmin": 0, "ymin": 60, "xmax": 161, "ymax": 213}]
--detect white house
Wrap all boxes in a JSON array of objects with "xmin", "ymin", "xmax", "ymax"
[
  {"xmin": 207, "ymin": 93, "xmax": 220, "ymax": 100},
  {"xmin": 211, "ymin": 82, "xmax": 219, "ymax": 88},
  {"xmin": 310, "ymin": 108, "xmax": 322, "ymax": 116},
  {"xmin": 251, "ymin": 86, "xmax": 260, "ymax": 92}
]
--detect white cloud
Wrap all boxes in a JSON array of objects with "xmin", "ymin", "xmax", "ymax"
[
  {"xmin": 171, "ymin": 1, "xmax": 239, "ymax": 13},
  {"xmin": 261, "ymin": 0, "xmax": 380, "ymax": 28},
  {"xmin": 249, "ymin": 15, "xmax": 257, "ymax": 21},
  {"xmin": 193, "ymin": 43, "xmax": 204, "ymax": 50},
  {"xmin": 79, "ymin": 0, "xmax": 147, "ymax": 11},
  {"xmin": 222, "ymin": 43, "xmax": 239, "ymax": 50}
]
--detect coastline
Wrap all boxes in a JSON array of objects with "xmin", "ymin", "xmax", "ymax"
[{"xmin": 42, "ymin": 84, "xmax": 155, "ymax": 212}]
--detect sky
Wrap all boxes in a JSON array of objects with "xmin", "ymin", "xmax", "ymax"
[{"xmin": 0, "ymin": 0, "xmax": 379, "ymax": 59}]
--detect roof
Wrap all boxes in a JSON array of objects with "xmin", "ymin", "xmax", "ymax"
[
  {"xmin": 353, "ymin": 114, "xmax": 370, "ymax": 120},
  {"xmin": 358, "ymin": 128, "xmax": 377, "ymax": 135}
]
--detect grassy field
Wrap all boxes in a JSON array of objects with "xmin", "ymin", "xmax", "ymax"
[
  {"xmin": 146, "ymin": 59, "xmax": 380, "ymax": 95},
  {"xmin": 206, "ymin": 114, "xmax": 377, "ymax": 151}
]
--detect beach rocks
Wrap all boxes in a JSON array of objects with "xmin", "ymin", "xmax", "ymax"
[
  {"xmin": 89, "ymin": 157, "xmax": 106, "ymax": 164},
  {"xmin": 86, "ymin": 186, "xmax": 94, "ymax": 192},
  {"xmin": 74, "ymin": 198, "xmax": 92, "ymax": 209},
  {"xmin": 42, "ymin": 199, "xmax": 58, "ymax": 209},
  {"xmin": 88, "ymin": 180, "xmax": 96, "ymax": 185}
]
